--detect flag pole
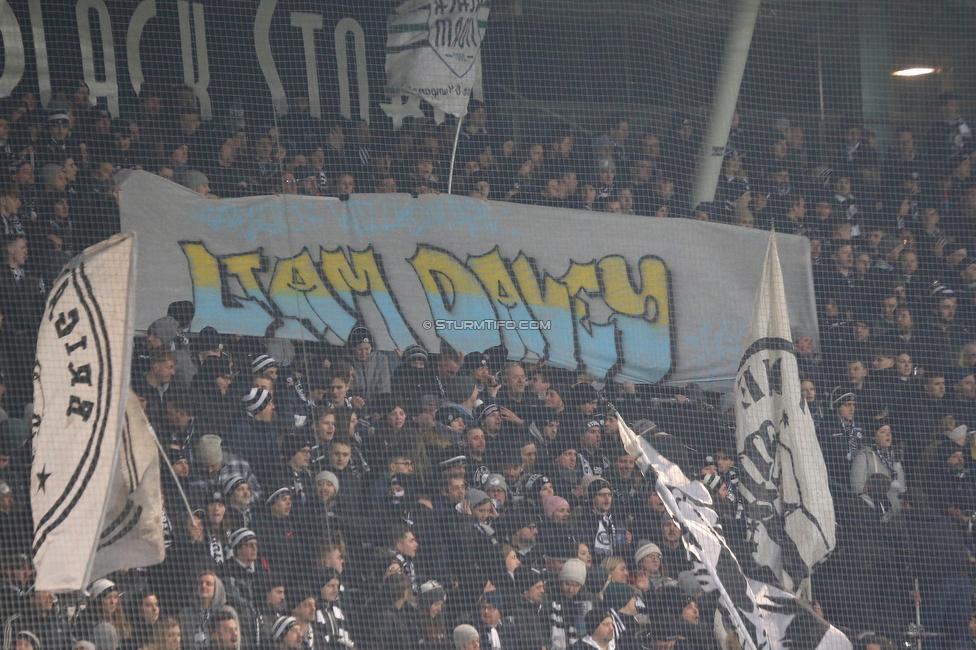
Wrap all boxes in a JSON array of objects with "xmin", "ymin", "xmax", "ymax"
[{"xmin": 447, "ymin": 117, "xmax": 463, "ymax": 195}]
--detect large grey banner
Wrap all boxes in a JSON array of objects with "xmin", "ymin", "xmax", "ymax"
[{"xmin": 119, "ymin": 171, "xmax": 817, "ymax": 386}]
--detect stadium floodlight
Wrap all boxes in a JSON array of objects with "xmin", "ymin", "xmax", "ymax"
[{"xmin": 892, "ymin": 67, "xmax": 936, "ymax": 76}]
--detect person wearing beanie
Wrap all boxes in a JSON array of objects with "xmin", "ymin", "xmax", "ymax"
[
  {"xmin": 81, "ymin": 580, "xmax": 131, "ymax": 645},
  {"xmin": 822, "ymin": 389, "xmax": 863, "ymax": 494},
  {"xmin": 560, "ymin": 558, "xmax": 587, "ymax": 587},
  {"xmin": 577, "ymin": 477, "xmax": 629, "ymax": 561},
  {"xmin": 313, "ymin": 569, "xmax": 355, "ymax": 649},
  {"xmin": 501, "ymin": 511, "xmax": 542, "ymax": 571},
  {"xmin": 471, "ymin": 590, "xmax": 516, "ymax": 650},
  {"xmin": 188, "ymin": 435, "xmax": 264, "ymax": 504},
  {"xmin": 518, "ymin": 471, "xmax": 554, "ymax": 508},
  {"xmin": 250, "ymin": 572, "xmax": 287, "ymax": 648},
  {"xmin": 851, "ymin": 422, "xmax": 907, "ymax": 512},
  {"xmin": 179, "ymin": 169, "xmax": 213, "ymax": 196},
  {"xmin": 538, "ymin": 494, "xmax": 573, "ymax": 550},
  {"xmin": 390, "ymin": 343, "xmax": 441, "ymax": 411},
  {"xmin": 453, "ymin": 624, "xmax": 480, "ymax": 650},
  {"xmin": 603, "ymin": 581, "xmax": 641, "ymax": 648},
  {"xmin": 459, "ymin": 351, "xmax": 496, "ymax": 397},
  {"xmin": 174, "ymin": 324, "xmax": 222, "ymax": 384},
  {"xmin": 191, "ymin": 355, "xmax": 239, "ymax": 434},
  {"xmin": 347, "ymin": 325, "xmax": 392, "ymax": 404},
  {"xmin": 510, "ymin": 566, "xmax": 548, "ymax": 650},
  {"xmin": 271, "ymin": 616, "xmax": 302, "ymax": 650},
  {"xmin": 224, "ymin": 475, "xmax": 254, "ymax": 531},
  {"xmin": 483, "ymin": 473, "xmax": 509, "ymax": 512},
  {"xmin": 222, "ymin": 528, "xmax": 269, "ymax": 637},
  {"xmin": 632, "ymin": 541, "xmax": 677, "ymax": 596},
  {"xmin": 242, "ymin": 387, "xmax": 275, "ymax": 421},
  {"xmin": 417, "ymin": 580, "xmax": 450, "ymax": 649},
  {"xmin": 673, "ymin": 591, "xmax": 713, "ymax": 650},
  {"xmin": 543, "ymin": 495, "xmax": 571, "ymax": 521},
  {"xmin": 253, "ymin": 485, "xmax": 302, "ymax": 574},
  {"xmin": 578, "ymin": 420, "xmax": 612, "ymax": 478},
  {"xmin": 274, "ymin": 435, "xmax": 314, "ymax": 508},
  {"xmin": 478, "ymin": 403, "xmax": 504, "ymax": 439},
  {"xmin": 579, "ymin": 609, "xmax": 615, "ymax": 650},
  {"xmin": 250, "ymin": 353, "xmax": 278, "ymax": 382},
  {"xmin": 444, "ymin": 485, "xmax": 502, "ymax": 606},
  {"xmin": 568, "ymin": 383, "xmax": 601, "ymax": 420},
  {"xmin": 286, "ymin": 584, "xmax": 321, "ymax": 650},
  {"xmin": 90, "ymin": 622, "xmax": 120, "ymax": 650},
  {"xmin": 549, "ymin": 558, "xmax": 590, "ymax": 649},
  {"xmin": 228, "ymin": 385, "xmax": 278, "ymax": 476},
  {"xmin": 549, "ymin": 438, "xmax": 583, "ymax": 507}
]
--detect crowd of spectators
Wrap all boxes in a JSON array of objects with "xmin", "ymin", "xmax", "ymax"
[{"xmin": 1, "ymin": 79, "xmax": 976, "ymax": 650}]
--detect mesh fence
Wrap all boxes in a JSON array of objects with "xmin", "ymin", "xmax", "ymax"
[{"xmin": 1, "ymin": 2, "xmax": 976, "ymax": 650}]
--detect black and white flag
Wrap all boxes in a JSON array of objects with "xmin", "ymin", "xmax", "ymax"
[
  {"xmin": 618, "ymin": 415, "xmax": 851, "ymax": 650},
  {"xmin": 734, "ymin": 233, "xmax": 835, "ymax": 596},
  {"xmin": 386, "ymin": 0, "xmax": 489, "ymax": 117},
  {"xmin": 31, "ymin": 233, "xmax": 165, "ymax": 591}
]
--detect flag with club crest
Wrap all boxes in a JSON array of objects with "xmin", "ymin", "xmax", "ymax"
[
  {"xmin": 31, "ymin": 233, "xmax": 165, "ymax": 591},
  {"xmin": 733, "ymin": 232, "xmax": 836, "ymax": 596},
  {"xmin": 386, "ymin": 0, "xmax": 490, "ymax": 118}
]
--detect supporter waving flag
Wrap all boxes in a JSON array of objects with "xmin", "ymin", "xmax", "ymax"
[
  {"xmin": 734, "ymin": 233, "xmax": 836, "ymax": 597},
  {"xmin": 31, "ymin": 233, "xmax": 165, "ymax": 591},
  {"xmin": 617, "ymin": 411, "xmax": 852, "ymax": 650}
]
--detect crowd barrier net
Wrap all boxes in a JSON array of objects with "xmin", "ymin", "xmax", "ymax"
[{"xmin": 1, "ymin": 2, "xmax": 976, "ymax": 650}]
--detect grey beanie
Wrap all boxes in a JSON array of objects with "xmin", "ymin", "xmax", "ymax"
[
  {"xmin": 196, "ymin": 435, "xmax": 223, "ymax": 464},
  {"xmin": 453, "ymin": 624, "xmax": 480, "ymax": 650},
  {"xmin": 315, "ymin": 471, "xmax": 339, "ymax": 494},
  {"xmin": 91, "ymin": 623, "xmax": 120, "ymax": 650},
  {"xmin": 418, "ymin": 580, "xmax": 446, "ymax": 608},
  {"xmin": 40, "ymin": 163, "xmax": 64, "ymax": 188},
  {"xmin": 466, "ymin": 488, "xmax": 491, "ymax": 508},
  {"xmin": 559, "ymin": 558, "xmax": 587, "ymax": 586},
  {"xmin": 148, "ymin": 316, "xmax": 179, "ymax": 345},
  {"xmin": 484, "ymin": 474, "xmax": 508, "ymax": 494},
  {"xmin": 635, "ymin": 542, "xmax": 662, "ymax": 565},
  {"xmin": 180, "ymin": 169, "xmax": 210, "ymax": 192}
]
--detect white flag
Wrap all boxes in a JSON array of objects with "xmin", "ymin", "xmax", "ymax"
[
  {"xmin": 733, "ymin": 233, "xmax": 836, "ymax": 595},
  {"xmin": 386, "ymin": 0, "xmax": 490, "ymax": 118},
  {"xmin": 617, "ymin": 415, "xmax": 851, "ymax": 650},
  {"xmin": 87, "ymin": 389, "xmax": 166, "ymax": 582},
  {"xmin": 31, "ymin": 233, "xmax": 164, "ymax": 592}
]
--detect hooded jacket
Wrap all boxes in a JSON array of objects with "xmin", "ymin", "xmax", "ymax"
[{"xmin": 178, "ymin": 575, "xmax": 241, "ymax": 650}]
